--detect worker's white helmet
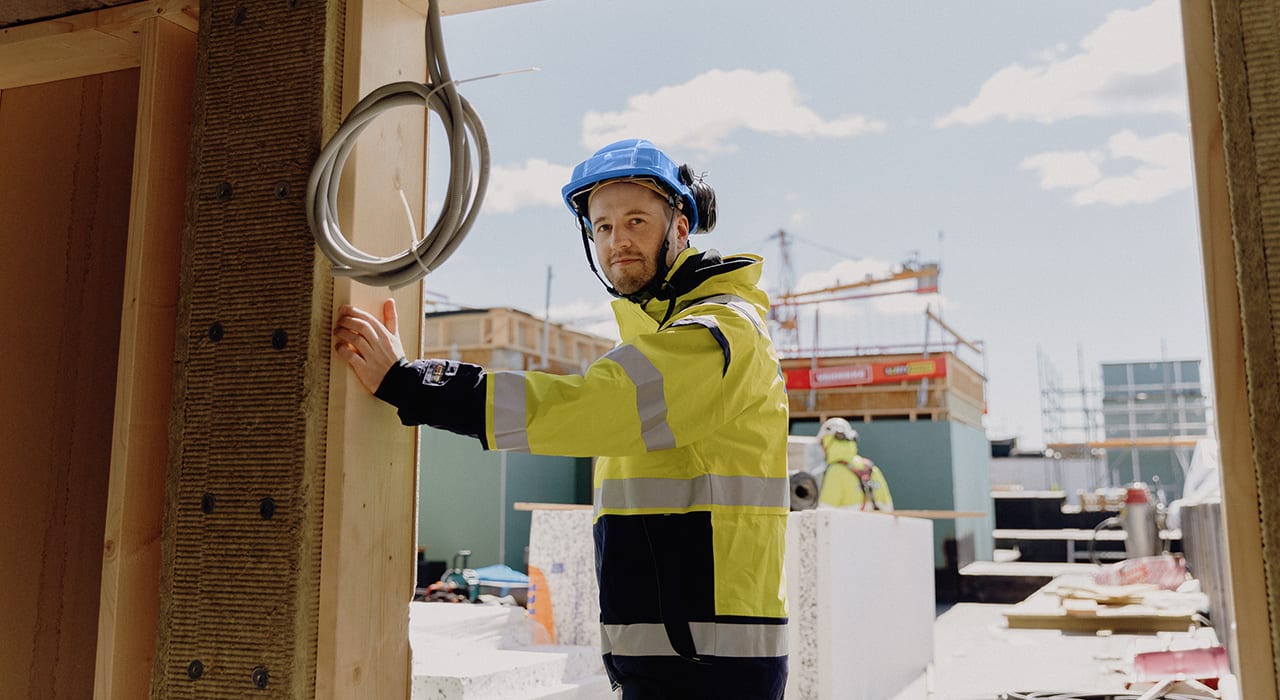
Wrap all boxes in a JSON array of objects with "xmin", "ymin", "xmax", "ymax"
[{"xmin": 818, "ymin": 417, "xmax": 858, "ymax": 441}]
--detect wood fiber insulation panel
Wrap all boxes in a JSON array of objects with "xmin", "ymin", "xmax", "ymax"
[
  {"xmin": 0, "ymin": 69, "xmax": 139, "ymax": 700},
  {"xmin": 151, "ymin": 0, "xmax": 343, "ymax": 697}
]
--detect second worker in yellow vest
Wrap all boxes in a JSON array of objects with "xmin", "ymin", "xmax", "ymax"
[{"xmin": 816, "ymin": 417, "xmax": 895, "ymax": 511}]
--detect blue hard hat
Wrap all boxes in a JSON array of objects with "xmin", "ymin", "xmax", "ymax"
[{"xmin": 562, "ymin": 139, "xmax": 699, "ymax": 232}]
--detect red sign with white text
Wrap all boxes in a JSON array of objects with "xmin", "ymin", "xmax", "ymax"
[{"xmin": 785, "ymin": 356, "xmax": 947, "ymax": 390}]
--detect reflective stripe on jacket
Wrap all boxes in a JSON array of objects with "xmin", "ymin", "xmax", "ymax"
[{"xmin": 485, "ymin": 248, "xmax": 790, "ymax": 661}]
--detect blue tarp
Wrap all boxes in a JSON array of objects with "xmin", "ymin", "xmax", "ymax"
[{"xmin": 473, "ymin": 563, "xmax": 529, "ymax": 586}]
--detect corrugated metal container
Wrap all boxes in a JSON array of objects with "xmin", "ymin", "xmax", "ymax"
[{"xmin": 1180, "ymin": 499, "xmax": 1232, "ymax": 647}]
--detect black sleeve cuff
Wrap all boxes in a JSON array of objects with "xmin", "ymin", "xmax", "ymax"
[{"xmin": 374, "ymin": 358, "xmax": 488, "ymax": 447}]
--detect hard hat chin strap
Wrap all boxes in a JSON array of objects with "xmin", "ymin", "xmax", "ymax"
[
  {"xmin": 577, "ymin": 218, "xmax": 623, "ymax": 298},
  {"xmin": 626, "ymin": 199, "xmax": 680, "ymax": 306}
]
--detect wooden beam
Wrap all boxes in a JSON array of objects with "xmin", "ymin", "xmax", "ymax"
[
  {"xmin": 404, "ymin": 0, "xmax": 538, "ymax": 16},
  {"xmin": 1046, "ymin": 437, "xmax": 1202, "ymax": 451},
  {"xmin": 316, "ymin": 0, "xmax": 426, "ymax": 696},
  {"xmin": 0, "ymin": 0, "xmax": 197, "ymax": 89},
  {"xmin": 2, "ymin": 1, "xmax": 137, "ymax": 29},
  {"xmin": 93, "ymin": 15, "xmax": 194, "ymax": 700},
  {"xmin": 1182, "ymin": 0, "xmax": 1277, "ymax": 695},
  {"xmin": 925, "ymin": 309, "xmax": 983, "ymax": 356}
]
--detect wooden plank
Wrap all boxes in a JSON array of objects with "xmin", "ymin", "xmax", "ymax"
[
  {"xmin": 0, "ymin": 0, "xmax": 197, "ymax": 89},
  {"xmin": 881, "ymin": 510, "xmax": 986, "ymax": 520},
  {"xmin": 1182, "ymin": 1, "xmax": 1277, "ymax": 696},
  {"xmin": 514, "ymin": 502, "xmax": 592, "ymax": 511},
  {"xmin": 421, "ymin": 0, "xmax": 540, "ymax": 17},
  {"xmin": 1047, "ymin": 437, "xmax": 1202, "ymax": 450},
  {"xmin": 2, "ymin": 1, "xmax": 135, "ymax": 29},
  {"xmin": 93, "ymin": 16, "xmax": 194, "ymax": 700},
  {"xmin": 317, "ymin": 0, "xmax": 427, "ymax": 696},
  {"xmin": 0, "ymin": 68, "xmax": 138, "ymax": 700}
]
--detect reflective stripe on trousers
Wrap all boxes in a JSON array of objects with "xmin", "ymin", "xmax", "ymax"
[
  {"xmin": 601, "ymin": 622, "xmax": 788, "ymax": 658},
  {"xmin": 594, "ymin": 474, "xmax": 790, "ymax": 516}
]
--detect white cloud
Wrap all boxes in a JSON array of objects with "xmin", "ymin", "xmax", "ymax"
[
  {"xmin": 795, "ymin": 258, "xmax": 897, "ymax": 295},
  {"xmin": 1021, "ymin": 150, "xmax": 1104, "ymax": 189},
  {"xmin": 582, "ymin": 69, "xmax": 887, "ymax": 155},
  {"xmin": 936, "ymin": 0, "xmax": 1185, "ymax": 127},
  {"xmin": 484, "ymin": 158, "xmax": 573, "ymax": 213},
  {"xmin": 549, "ymin": 297, "xmax": 613, "ymax": 323},
  {"xmin": 1021, "ymin": 130, "xmax": 1191, "ymax": 205}
]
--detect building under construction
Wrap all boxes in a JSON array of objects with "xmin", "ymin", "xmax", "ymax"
[
  {"xmin": 1034, "ymin": 352, "xmax": 1212, "ymax": 503},
  {"xmin": 7, "ymin": 0, "xmax": 1280, "ymax": 697},
  {"xmin": 764, "ymin": 244, "xmax": 993, "ymax": 596}
]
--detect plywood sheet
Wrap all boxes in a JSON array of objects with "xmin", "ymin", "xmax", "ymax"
[{"xmin": 0, "ymin": 68, "xmax": 139, "ymax": 700}]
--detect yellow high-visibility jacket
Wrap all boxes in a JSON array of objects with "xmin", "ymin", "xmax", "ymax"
[
  {"xmin": 375, "ymin": 248, "xmax": 790, "ymax": 669},
  {"xmin": 818, "ymin": 434, "xmax": 894, "ymax": 511}
]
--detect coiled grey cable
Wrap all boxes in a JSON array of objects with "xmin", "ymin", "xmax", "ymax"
[{"xmin": 307, "ymin": 0, "xmax": 488, "ymax": 289}]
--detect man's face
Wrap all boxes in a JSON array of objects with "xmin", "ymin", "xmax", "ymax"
[{"xmin": 588, "ymin": 181, "xmax": 689, "ymax": 295}]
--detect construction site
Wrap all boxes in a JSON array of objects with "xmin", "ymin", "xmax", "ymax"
[{"xmin": 3, "ymin": 0, "xmax": 1280, "ymax": 699}]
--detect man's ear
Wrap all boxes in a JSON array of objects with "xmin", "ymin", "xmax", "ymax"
[{"xmin": 675, "ymin": 212, "xmax": 691, "ymax": 247}]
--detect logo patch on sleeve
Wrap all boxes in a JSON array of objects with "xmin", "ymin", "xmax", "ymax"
[{"xmin": 422, "ymin": 359, "xmax": 460, "ymax": 386}]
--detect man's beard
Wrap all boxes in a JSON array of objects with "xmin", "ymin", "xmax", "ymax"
[{"xmin": 605, "ymin": 254, "xmax": 659, "ymax": 295}]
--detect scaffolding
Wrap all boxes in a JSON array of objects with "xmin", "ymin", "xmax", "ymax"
[{"xmin": 1037, "ymin": 348, "xmax": 1212, "ymax": 500}]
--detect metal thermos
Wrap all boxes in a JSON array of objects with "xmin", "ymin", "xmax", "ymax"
[{"xmin": 1121, "ymin": 483, "xmax": 1161, "ymax": 559}]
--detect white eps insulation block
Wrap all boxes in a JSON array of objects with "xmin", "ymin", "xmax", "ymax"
[{"xmin": 785, "ymin": 509, "xmax": 935, "ymax": 700}]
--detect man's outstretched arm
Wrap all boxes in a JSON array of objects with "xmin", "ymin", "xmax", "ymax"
[{"xmin": 333, "ymin": 299, "xmax": 487, "ymax": 444}]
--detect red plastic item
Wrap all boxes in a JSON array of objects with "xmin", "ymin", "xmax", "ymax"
[
  {"xmin": 1133, "ymin": 646, "xmax": 1228, "ymax": 689},
  {"xmin": 1125, "ymin": 484, "xmax": 1151, "ymax": 504}
]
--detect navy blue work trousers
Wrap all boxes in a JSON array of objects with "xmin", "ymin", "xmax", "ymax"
[{"xmin": 605, "ymin": 654, "xmax": 787, "ymax": 699}]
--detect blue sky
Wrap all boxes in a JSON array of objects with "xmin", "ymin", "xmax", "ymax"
[{"xmin": 413, "ymin": 0, "xmax": 1207, "ymax": 449}]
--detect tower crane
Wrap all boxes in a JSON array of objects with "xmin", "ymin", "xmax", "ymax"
[{"xmin": 766, "ymin": 230, "xmax": 940, "ymax": 354}]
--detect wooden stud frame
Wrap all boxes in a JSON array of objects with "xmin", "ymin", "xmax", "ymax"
[{"xmin": 0, "ymin": 1, "xmax": 197, "ymax": 698}]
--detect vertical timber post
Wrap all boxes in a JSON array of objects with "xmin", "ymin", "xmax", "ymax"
[
  {"xmin": 1183, "ymin": 0, "xmax": 1280, "ymax": 696},
  {"xmin": 153, "ymin": 0, "xmax": 428, "ymax": 695}
]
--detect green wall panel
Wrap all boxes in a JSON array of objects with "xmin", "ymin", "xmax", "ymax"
[
  {"xmin": 418, "ymin": 428, "xmax": 502, "ymax": 569},
  {"xmin": 417, "ymin": 429, "xmax": 585, "ymax": 573},
  {"xmin": 502, "ymin": 452, "xmax": 585, "ymax": 569},
  {"xmin": 791, "ymin": 419, "xmax": 993, "ymax": 569}
]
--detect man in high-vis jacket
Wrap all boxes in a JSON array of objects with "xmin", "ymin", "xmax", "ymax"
[
  {"xmin": 333, "ymin": 139, "xmax": 789, "ymax": 698},
  {"xmin": 816, "ymin": 417, "xmax": 894, "ymax": 511}
]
